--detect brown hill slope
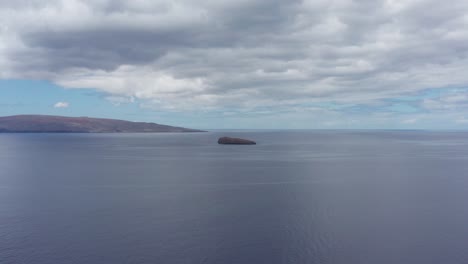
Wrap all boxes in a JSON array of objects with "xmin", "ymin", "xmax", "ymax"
[{"xmin": 0, "ymin": 115, "xmax": 204, "ymax": 133}]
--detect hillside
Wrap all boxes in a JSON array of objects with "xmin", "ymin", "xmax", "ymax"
[{"xmin": 0, "ymin": 115, "xmax": 203, "ymax": 133}]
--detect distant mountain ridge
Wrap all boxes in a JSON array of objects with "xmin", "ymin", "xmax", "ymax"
[{"xmin": 0, "ymin": 115, "xmax": 204, "ymax": 133}]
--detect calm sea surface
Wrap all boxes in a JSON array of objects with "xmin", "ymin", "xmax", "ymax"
[{"xmin": 1, "ymin": 131, "xmax": 468, "ymax": 264}]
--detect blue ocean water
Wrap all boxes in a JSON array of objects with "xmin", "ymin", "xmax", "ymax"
[{"xmin": 1, "ymin": 131, "xmax": 468, "ymax": 264}]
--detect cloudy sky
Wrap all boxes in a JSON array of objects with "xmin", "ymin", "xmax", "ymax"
[{"xmin": 1, "ymin": 0, "xmax": 468, "ymax": 129}]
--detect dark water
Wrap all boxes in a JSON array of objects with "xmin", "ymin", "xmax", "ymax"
[{"xmin": 1, "ymin": 131, "xmax": 468, "ymax": 264}]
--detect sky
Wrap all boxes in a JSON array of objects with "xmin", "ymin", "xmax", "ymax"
[{"xmin": 1, "ymin": 0, "xmax": 468, "ymax": 129}]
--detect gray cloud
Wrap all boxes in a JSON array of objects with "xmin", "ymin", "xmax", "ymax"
[{"xmin": 1, "ymin": 0, "xmax": 468, "ymax": 112}]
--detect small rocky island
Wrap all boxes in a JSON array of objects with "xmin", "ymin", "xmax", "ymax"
[{"xmin": 218, "ymin": 137, "xmax": 256, "ymax": 145}]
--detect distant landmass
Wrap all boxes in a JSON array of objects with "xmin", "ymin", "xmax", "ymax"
[{"xmin": 0, "ymin": 115, "xmax": 204, "ymax": 133}]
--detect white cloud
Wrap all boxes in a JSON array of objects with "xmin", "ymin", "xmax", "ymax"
[
  {"xmin": 402, "ymin": 118, "xmax": 417, "ymax": 124},
  {"xmin": 53, "ymin": 101, "xmax": 69, "ymax": 108},
  {"xmin": 1, "ymin": 0, "xmax": 468, "ymax": 113},
  {"xmin": 455, "ymin": 117, "xmax": 468, "ymax": 124},
  {"xmin": 421, "ymin": 90, "xmax": 468, "ymax": 112},
  {"xmin": 55, "ymin": 65, "xmax": 211, "ymax": 110},
  {"xmin": 105, "ymin": 95, "xmax": 135, "ymax": 106}
]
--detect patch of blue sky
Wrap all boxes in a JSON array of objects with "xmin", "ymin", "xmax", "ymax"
[
  {"xmin": 394, "ymin": 87, "xmax": 468, "ymax": 101},
  {"xmin": 385, "ymin": 103, "xmax": 421, "ymax": 113},
  {"xmin": 0, "ymin": 79, "xmax": 141, "ymax": 121}
]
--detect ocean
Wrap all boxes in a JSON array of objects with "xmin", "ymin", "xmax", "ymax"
[{"xmin": 1, "ymin": 131, "xmax": 468, "ymax": 263}]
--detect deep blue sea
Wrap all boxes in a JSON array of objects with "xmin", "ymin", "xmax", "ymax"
[{"xmin": 1, "ymin": 131, "xmax": 468, "ymax": 264}]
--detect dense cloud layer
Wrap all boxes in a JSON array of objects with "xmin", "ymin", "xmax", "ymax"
[{"xmin": 1, "ymin": 0, "xmax": 468, "ymax": 114}]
